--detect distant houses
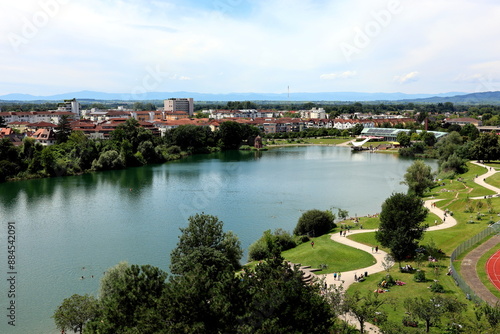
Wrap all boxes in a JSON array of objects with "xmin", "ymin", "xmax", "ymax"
[{"xmin": 3, "ymin": 97, "xmax": 487, "ymax": 146}]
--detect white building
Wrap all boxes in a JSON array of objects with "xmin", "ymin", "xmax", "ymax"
[{"xmin": 57, "ymin": 98, "xmax": 81, "ymax": 118}]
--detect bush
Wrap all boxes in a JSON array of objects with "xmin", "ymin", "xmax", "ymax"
[
  {"xmin": 248, "ymin": 229, "xmax": 296, "ymax": 262},
  {"xmin": 414, "ymin": 270, "xmax": 426, "ymax": 282},
  {"xmin": 293, "ymin": 209, "xmax": 336, "ymax": 237},
  {"xmin": 429, "ymin": 281, "xmax": 445, "ymax": 293},
  {"xmin": 378, "ymin": 274, "xmax": 396, "ymax": 288}
]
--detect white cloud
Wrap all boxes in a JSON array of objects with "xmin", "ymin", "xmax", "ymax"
[
  {"xmin": 320, "ymin": 71, "xmax": 357, "ymax": 80},
  {"xmin": 1, "ymin": 0, "xmax": 500, "ymax": 95},
  {"xmin": 393, "ymin": 72, "xmax": 419, "ymax": 84}
]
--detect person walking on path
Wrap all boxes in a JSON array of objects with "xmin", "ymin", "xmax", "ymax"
[
  {"xmin": 334, "ymin": 272, "xmax": 337, "ymax": 280},
  {"xmin": 375, "ymin": 245, "xmax": 378, "ymax": 253},
  {"xmin": 338, "ymin": 272, "xmax": 341, "ymax": 281},
  {"xmin": 371, "ymin": 247, "xmax": 374, "ymax": 253}
]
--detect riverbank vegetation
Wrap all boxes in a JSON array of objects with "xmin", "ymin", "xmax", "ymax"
[{"xmin": 0, "ymin": 119, "xmax": 261, "ymax": 183}]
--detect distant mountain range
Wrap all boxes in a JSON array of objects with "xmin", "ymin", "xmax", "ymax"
[{"xmin": 1, "ymin": 90, "xmax": 500, "ymax": 104}]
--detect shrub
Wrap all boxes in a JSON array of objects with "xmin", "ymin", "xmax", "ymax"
[
  {"xmin": 378, "ymin": 275, "xmax": 396, "ymax": 288},
  {"xmin": 429, "ymin": 281, "xmax": 445, "ymax": 293},
  {"xmin": 414, "ymin": 270, "xmax": 426, "ymax": 282},
  {"xmin": 293, "ymin": 209, "xmax": 336, "ymax": 236},
  {"xmin": 248, "ymin": 229, "xmax": 296, "ymax": 261}
]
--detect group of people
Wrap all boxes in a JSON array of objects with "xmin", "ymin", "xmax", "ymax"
[
  {"xmin": 354, "ymin": 273, "xmax": 366, "ymax": 282},
  {"xmin": 332, "ymin": 272, "xmax": 342, "ymax": 281}
]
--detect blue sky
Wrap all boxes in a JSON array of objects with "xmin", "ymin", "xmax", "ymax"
[{"xmin": 1, "ymin": 0, "xmax": 499, "ymax": 96}]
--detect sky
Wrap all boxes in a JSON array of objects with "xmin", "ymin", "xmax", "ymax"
[{"xmin": 1, "ymin": 0, "xmax": 499, "ymax": 96}]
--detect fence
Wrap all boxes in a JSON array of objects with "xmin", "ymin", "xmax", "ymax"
[{"xmin": 449, "ymin": 221, "xmax": 500, "ymax": 304}]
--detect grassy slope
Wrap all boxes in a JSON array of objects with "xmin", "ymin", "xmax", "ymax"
[
  {"xmin": 294, "ymin": 161, "xmax": 500, "ymax": 332},
  {"xmin": 281, "ymin": 232, "xmax": 376, "ymax": 274}
]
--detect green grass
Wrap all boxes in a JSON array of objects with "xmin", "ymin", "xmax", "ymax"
[
  {"xmin": 347, "ymin": 264, "xmax": 476, "ymax": 333},
  {"xmin": 281, "ymin": 232, "xmax": 376, "ymax": 274},
  {"xmin": 486, "ymin": 172, "xmax": 500, "ymax": 189},
  {"xmin": 476, "ymin": 240, "xmax": 500, "ymax": 299},
  {"xmin": 277, "ymin": 159, "xmax": 500, "ymax": 331}
]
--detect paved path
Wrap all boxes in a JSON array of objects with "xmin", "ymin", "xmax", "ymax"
[{"xmin": 314, "ymin": 162, "xmax": 500, "ymax": 332}]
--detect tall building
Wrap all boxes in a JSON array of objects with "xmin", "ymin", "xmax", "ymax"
[
  {"xmin": 164, "ymin": 98, "xmax": 194, "ymax": 116},
  {"xmin": 57, "ymin": 98, "xmax": 81, "ymax": 118}
]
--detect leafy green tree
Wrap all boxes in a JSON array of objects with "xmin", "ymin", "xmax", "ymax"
[
  {"xmin": 55, "ymin": 115, "xmax": 72, "ymax": 144},
  {"xmin": 170, "ymin": 213, "xmax": 243, "ymax": 275},
  {"xmin": 345, "ymin": 291, "xmax": 387, "ymax": 334},
  {"xmin": 351, "ymin": 123, "xmax": 364, "ymax": 136},
  {"xmin": 236, "ymin": 256, "xmax": 335, "ymax": 333},
  {"xmin": 293, "ymin": 209, "xmax": 335, "ymax": 237},
  {"xmin": 473, "ymin": 132, "xmax": 500, "ymax": 163},
  {"xmin": 248, "ymin": 228, "xmax": 296, "ymax": 261},
  {"xmin": 421, "ymin": 131, "xmax": 437, "ymax": 146},
  {"xmin": 169, "ymin": 124, "xmax": 214, "ymax": 152},
  {"xmin": 481, "ymin": 302, "xmax": 500, "ymax": 330},
  {"xmin": 460, "ymin": 123, "xmax": 480, "ymax": 140},
  {"xmin": 91, "ymin": 150, "xmax": 125, "ymax": 171},
  {"xmin": 396, "ymin": 132, "xmax": 411, "ymax": 147},
  {"xmin": 404, "ymin": 296, "xmax": 466, "ymax": 333},
  {"xmin": 440, "ymin": 153, "xmax": 468, "ymax": 175},
  {"xmin": 52, "ymin": 294, "xmax": 98, "ymax": 334},
  {"xmin": 164, "ymin": 262, "xmax": 240, "ymax": 333},
  {"xmin": 87, "ymin": 264, "xmax": 168, "ymax": 334},
  {"xmin": 375, "ymin": 193, "xmax": 428, "ymax": 262},
  {"xmin": 403, "ymin": 160, "xmax": 434, "ymax": 197}
]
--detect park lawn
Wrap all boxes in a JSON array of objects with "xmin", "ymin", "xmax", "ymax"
[
  {"xmin": 476, "ymin": 240, "xmax": 500, "ymax": 299},
  {"xmin": 338, "ymin": 216, "xmax": 381, "ymax": 230},
  {"xmin": 486, "ymin": 171, "xmax": 500, "ymax": 189},
  {"xmin": 281, "ymin": 233, "xmax": 375, "ymax": 274},
  {"xmin": 347, "ymin": 264, "xmax": 477, "ymax": 333}
]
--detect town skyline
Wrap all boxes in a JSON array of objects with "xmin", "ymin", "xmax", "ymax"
[{"xmin": 1, "ymin": 0, "xmax": 500, "ymax": 96}]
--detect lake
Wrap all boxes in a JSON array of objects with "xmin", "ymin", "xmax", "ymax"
[{"xmin": 0, "ymin": 146, "xmax": 437, "ymax": 333}]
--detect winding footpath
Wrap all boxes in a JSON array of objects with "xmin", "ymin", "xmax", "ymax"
[{"xmin": 317, "ymin": 161, "xmax": 499, "ymax": 333}]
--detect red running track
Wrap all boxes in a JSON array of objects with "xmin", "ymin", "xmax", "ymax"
[{"xmin": 486, "ymin": 249, "xmax": 500, "ymax": 291}]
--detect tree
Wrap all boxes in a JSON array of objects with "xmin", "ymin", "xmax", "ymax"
[
  {"xmin": 404, "ymin": 296, "xmax": 466, "ymax": 333},
  {"xmin": 248, "ymin": 229, "xmax": 296, "ymax": 261},
  {"xmin": 345, "ymin": 291, "xmax": 387, "ymax": 334},
  {"xmin": 170, "ymin": 213, "xmax": 243, "ymax": 275},
  {"xmin": 55, "ymin": 115, "xmax": 72, "ymax": 144},
  {"xmin": 460, "ymin": 123, "xmax": 479, "ymax": 140},
  {"xmin": 236, "ymin": 256, "xmax": 335, "ymax": 333},
  {"xmin": 396, "ymin": 132, "xmax": 411, "ymax": 147},
  {"xmin": 293, "ymin": 209, "xmax": 335, "ymax": 237},
  {"xmin": 473, "ymin": 132, "xmax": 500, "ymax": 162},
  {"xmin": 351, "ymin": 123, "xmax": 364, "ymax": 136},
  {"xmin": 87, "ymin": 263, "xmax": 168, "ymax": 334},
  {"xmin": 52, "ymin": 294, "xmax": 98, "ymax": 334},
  {"xmin": 421, "ymin": 131, "xmax": 437, "ymax": 147},
  {"xmin": 403, "ymin": 160, "xmax": 434, "ymax": 197},
  {"xmin": 375, "ymin": 193, "xmax": 428, "ymax": 262}
]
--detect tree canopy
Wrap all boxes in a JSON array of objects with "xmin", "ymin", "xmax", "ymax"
[
  {"xmin": 293, "ymin": 209, "xmax": 335, "ymax": 237},
  {"xmin": 52, "ymin": 294, "xmax": 98, "ymax": 334},
  {"xmin": 170, "ymin": 213, "xmax": 243, "ymax": 275},
  {"xmin": 375, "ymin": 193, "xmax": 428, "ymax": 262},
  {"xmin": 403, "ymin": 160, "xmax": 435, "ymax": 197}
]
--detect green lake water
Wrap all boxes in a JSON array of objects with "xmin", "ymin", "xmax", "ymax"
[{"xmin": 0, "ymin": 146, "xmax": 437, "ymax": 333}]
